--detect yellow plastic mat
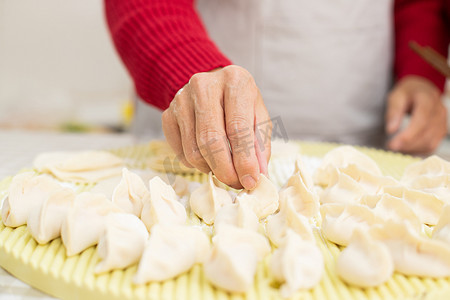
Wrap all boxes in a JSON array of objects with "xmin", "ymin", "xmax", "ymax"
[{"xmin": 1, "ymin": 141, "xmax": 449, "ymax": 300}]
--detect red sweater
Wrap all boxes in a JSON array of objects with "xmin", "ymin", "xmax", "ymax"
[{"xmin": 105, "ymin": 0, "xmax": 450, "ymax": 111}]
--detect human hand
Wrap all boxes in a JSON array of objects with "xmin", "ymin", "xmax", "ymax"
[
  {"xmin": 385, "ymin": 75, "xmax": 447, "ymax": 154},
  {"xmin": 162, "ymin": 65, "xmax": 272, "ymax": 190}
]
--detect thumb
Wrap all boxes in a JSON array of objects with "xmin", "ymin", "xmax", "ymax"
[{"xmin": 385, "ymin": 89, "xmax": 409, "ymax": 135}]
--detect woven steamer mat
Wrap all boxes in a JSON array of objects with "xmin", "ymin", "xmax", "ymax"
[{"xmin": 1, "ymin": 141, "xmax": 450, "ymax": 300}]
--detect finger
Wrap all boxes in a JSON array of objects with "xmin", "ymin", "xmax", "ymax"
[
  {"xmin": 389, "ymin": 93, "xmax": 434, "ymax": 152},
  {"xmin": 224, "ymin": 70, "xmax": 260, "ymax": 190},
  {"xmin": 161, "ymin": 108, "xmax": 192, "ymax": 168},
  {"xmin": 385, "ymin": 89, "xmax": 409, "ymax": 135},
  {"xmin": 173, "ymin": 86, "xmax": 211, "ymax": 173},
  {"xmin": 191, "ymin": 73, "xmax": 241, "ymax": 188},
  {"xmin": 254, "ymin": 90, "xmax": 272, "ymax": 176}
]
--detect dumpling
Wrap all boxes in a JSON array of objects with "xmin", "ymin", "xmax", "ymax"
[
  {"xmin": 203, "ymin": 225, "xmax": 270, "ymax": 292},
  {"xmin": 336, "ymin": 228, "xmax": 393, "ymax": 288},
  {"xmin": 432, "ymin": 205, "xmax": 450, "ymax": 245},
  {"xmin": 383, "ymin": 186, "xmax": 444, "ymax": 225},
  {"xmin": 408, "ymin": 175, "xmax": 450, "ymax": 205},
  {"xmin": 111, "ymin": 168, "xmax": 150, "ymax": 217},
  {"xmin": 140, "ymin": 176, "xmax": 187, "ymax": 231},
  {"xmin": 314, "ymin": 146, "xmax": 382, "ymax": 187},
  {"xmin": 2, "ymin": 173, "xmax": 62, "ymax": 227},
  {"xmin": 214, "ymin": 202, "xmax": 259, "ymax": 232},
  {"xmin": 270, "ymin": 230, "xmax": 324, "ymax": 297},
  {"xmin": 320, "ymin": 173, "xmax": 366, "ymax": 205},
  {"xmin": 371, "ymin": 194, "xmax": 422, "ymax": 233},
  {"xmin": 27, "ymin": 187, "xmax": 75, "ymax": 244},
  {"xmin": 61, "ymin": 192, "xmax": 122, "ymax": 256},
  {"xmin": 339, "ymin": 164, "xmax": 398, "ymax": 195},
  {"xmin": 320, "ymin": 203, "xmax": 380, "ymax": 246},
  {"xmin": 133, "ymin": 225, "xmax": 210, "ymax": 283},
  {"xmin": 370, "ymin": 221, "xmax": 450, "ymax": 277},
  {"xmin": 236, "ymin": 174, "xmax": 279, "ymax": 219},
  {"xmin": 401, "ymin": 155, "xmax": 450, "ymax": 185},
  {"xmin": 279, "ymin": 159, "xmax": 319, "ymax": 218},
  {"xmin": 95, "ymin": 213, "xmax": 149, "ymax": 273},
  {"xmin": 266, "ymin": 197, "xmax": 315, "ymax": 247},
  {"xmin": 189, "ymin": 172, "xmax": 232, "ymax": 225},
  {"xmin": 33, "ymin": 150, "xmax": 124, "ymax": 183}
]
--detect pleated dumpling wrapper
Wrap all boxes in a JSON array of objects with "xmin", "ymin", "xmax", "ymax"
[
  {"xmin": 278, "ymin": 157, "xmax": 319, "ymax": 218},
  {"xmin": 33, "ymin": 150, "xmax": 124, "ymax": 183},
  {"xmin": 141, "ymin": 176, "xmax": 187, "ymax": 231},
  {"xmin": 401, "ymin": 155, "xmax": 450, "ymax": 185},
  {"xmin": 320, "ymin": 203, "xmax": 380, "ymax": 246},
  {"xmin": 371, "ymin": 221, "xmax": 450, "ymax": 277},
  {"xmin": 95, "ymin": 213, "xmax": 149, "ymax": 274},
  {"xmin": 408, "ymin": 175, "xmax": 450, "ymax": 205},
  {"xmin": 383, "ymin": 186, "xmax": 443, "ymax": 225},
  {"xmin": 266, "ymin": 197, "xmax": 315, "ymax": 247},
  {"xmin": 336, "ymin": 228, "xmax": 393, "ymax": 288},
  {"xmin": 27, "ymin": 187, "xmax": 75, "ymax": 244},
  {"xmin": 339, "ymin": 164, "xmax": 398, "ymax": 195},
  {"xmin": 432, "ymin": 205, "xmax": 450, "ymax": 245},
  {"xmin": 214, "ymin": 202, "xmax": 259, "ymax": 232},
  {"xmin": 320, "ymin": 172, "xmax": 366, "ymax": 205},
  {"xmin": 189, "ymin": 172, "xmax": 232, "ymax": 225},
  {"xmin": 111, "ymin": 168, "xmax": 150, "ymax": 217},
  {"xmin": 2, "ymin": 172, "xmax": 62, "ymax": 227},
  {"xmin": 270, "ymin": 230, "xmax": 324, "ymax": 297},
  {"xmin": 236, "ymin": 174, "xmax": 279, "ymax": 219},
  {"xmin": 314, "ymin": 146, "xmax": 382, "ymax": 187},
  {"xmin": 203, "ymin": 224, "xmax": 271, "ymax": 293},
  {"xmin": 61, "ymin": 192, "xmax": 122, "ymax": 256},
  {"xmin": 133, "ymin": 224, "xmax": 210, "ymax": 283}
]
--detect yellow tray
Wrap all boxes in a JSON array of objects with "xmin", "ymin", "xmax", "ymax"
[{"xmin": 1, "ymin": 142, "xmax": 450, "ymax": 300}]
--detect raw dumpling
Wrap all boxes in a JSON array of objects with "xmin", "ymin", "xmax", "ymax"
[
  {"xmin": 339, "ymin": 164, "xmax": 398, "ymax": 195},
  {"xmin": 189, "ymin": 172, "xmax": 232, "ymax": 225},
  {"xmin": 408, "ymin": 175, "xmax": 450, "ymax": 205},
  {"xmin": 27, "ymin": 187, "xmax": 75, "ymax": 244},
  {"xmin": 95, "ymin": 213, "xmax": 149, "ymax": 273},
  {"xmin": 111, "ymin": 168, "xmax": 150, "ymax": 217},
  {"xmin": 320, "ymin": 173, "xmax": 366, "ymax": 205},
  {"xmin": 370, "ymin": 221, "xmax": 450, "ymax": 277},
  {"xmin": 270, "ymin": 230, "xmax": 324, "ymax": 297},
  {"xmin": 236, "ymin": 174, "xmax": 279, "ymax": 219},
  {"xmin": 2, "ymin": 173, "xmax": 62, "ymax": 227},
  {"xmin": 214, "ymin": 202, "xmax": 259, "ymax": 232},
  {"xmin": 140, "ymin": 176, "xmax": 187, "ymax": 231},
  {"xmin": 314, "ymin": 146, "xmax": 382, "ymax": 187},
  {"xmin": 133, "ymin": 225, "xmax": 210, "ymax": 283},
  {"xmin": 203, "ymin": 225, "xmax": 270, "ymax": 292},
  {"xmin": 432, "ymin": 205, "xmax": 450, "ymax": 245},
  {"xmin": 336, "ymin": 228, "xmax": 393, "ymax": 288},
  {"xmin": 320, "ymin": 203, "xmax": 380, "ymax": 246},
  {"xmin": 33, "ymin": 150, "xmax": 124, "ymax": 183},
  {"xmin": 401, "ymin": 155, "xmax": 450, "ymax": 185},
  {"xmin": 61, "ymin": 192, "xmax": 122, "ymax": 256},
  {"xmin": 383, "ymin": 186, "xmax": 443, "ymax": 225},
  {"xmin": 266, "ymin": 197, "xmax": 315, "ymax": 247}
]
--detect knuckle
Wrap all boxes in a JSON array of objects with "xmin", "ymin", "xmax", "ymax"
[
  {"xmin": 184, "ymin": 148, "xmax": 204, "ymax": 166},
  {"xmin": 226, "ymin": 116, "xmax": 251, "ymax": 135},
  {"xmin": 197, "ymin": 128, "xmax": 222, "ymax": 147},
  {"xmin": 189, "ymin": 72, "xmax": 209, "ymax": 90}
]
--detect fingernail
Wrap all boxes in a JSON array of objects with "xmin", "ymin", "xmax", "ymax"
[{"xmin": 241, "ymin": 174, "xmax": 257, "ymax": 190}]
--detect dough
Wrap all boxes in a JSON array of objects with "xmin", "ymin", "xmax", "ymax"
[
  {"xmin": 320, "ymin": 172, "xmax": 366, "ymax": 205},
  {"xmin": 189, "ymin": 172, "xmax": 232, "ymax": 225},
  {"xmin": 336, "ymin": 228, "xmax": 393, "ymax": 288},
  {"xmin": 408, "ymin": 175, "xmax": 450, "ymax": 205},
  {"xmin": 214, "ymin": 202, "xmax": 259, "ymax": 232},
  {"xmin": 133, "ymin": 225, "xmax": 210, "ymax": 283},
  {"xmin": 61, "ymin": 192, "xmax": 122, "ymax": 256},
  {"xmin": 95, "ymin": 213, "xmax": 149, "ymax": 273},
  {"xmin": 402, "ymin": 155, "xmax": 450, "ymax": 185},
  {"xmin": 140, "ymin": 176, "xmax": 187, "ymax": 231},
  {"xmin": 236, "ymin": 174, "xmax": 279, "ymax": 219},
  {"xmin": 432, "ymin": 205, "xmax": 450, "ymax": 245},
  {"xmin": 339, "ymin": 164, "xmax": 398, "ymax": 195},
  {"xmin": 112, "ymin": 168, "xmax": 150, "ymax": 217},
  {"xmin": 270, "ymin": 230, "xmax": 324, "ymax": 297},
  {"xmin": 27, "ymin": 187, "xmax": 75, "ymax": 244}
]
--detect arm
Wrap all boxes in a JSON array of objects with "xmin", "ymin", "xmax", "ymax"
[{"xmin": 386, "ymin": 0, "xmax": 448, "ymax": 154}]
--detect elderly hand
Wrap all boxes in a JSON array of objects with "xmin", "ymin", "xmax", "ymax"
[
  {"xmin": 162, "ymin": 65, "xmax": 272, "ymax": 190},
  {"xmin": 385, "ymin": 75, "xmax": 447, "ymax": 154}
]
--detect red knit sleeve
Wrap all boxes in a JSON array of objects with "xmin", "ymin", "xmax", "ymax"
[
  {"xmin": 394, "ymin": 0, "xmax": 449, "ymax": 91},
  {"xmin": 104, "ymin": 0, "xmax": 232, "ymax": 110}
]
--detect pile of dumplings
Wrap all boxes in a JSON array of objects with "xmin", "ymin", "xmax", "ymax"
[{"xmin": 2, "ymin": 146, "xmax": 450, "ymax": 298}]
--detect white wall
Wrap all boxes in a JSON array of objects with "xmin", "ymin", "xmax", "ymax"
[{"xmin": 0, "ymin": 0, "xmax": 133, "ymax": 129}]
